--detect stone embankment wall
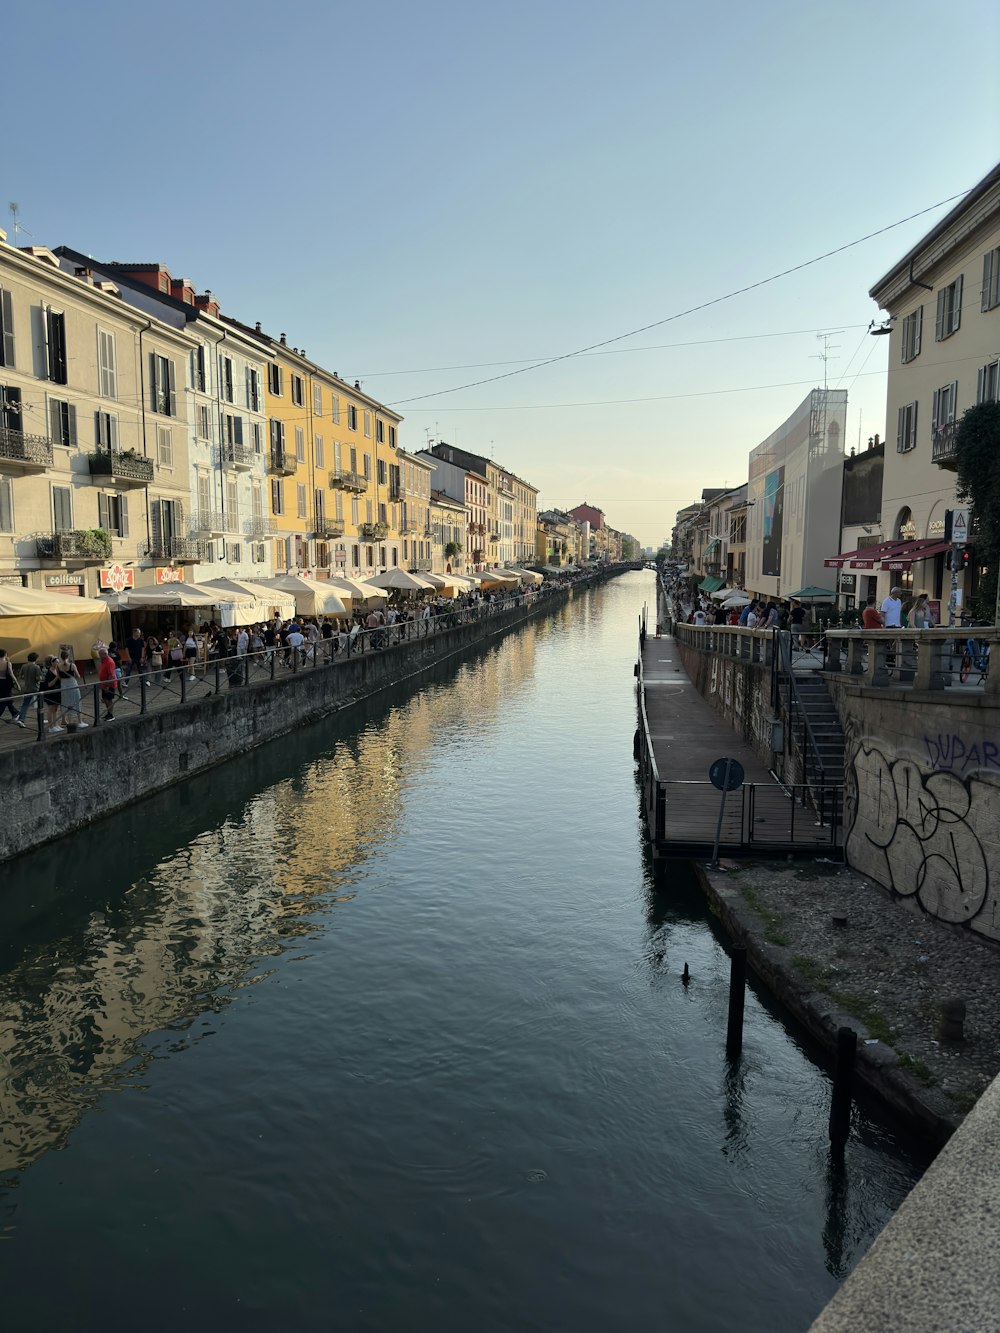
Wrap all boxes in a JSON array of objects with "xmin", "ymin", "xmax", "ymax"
[
  {"xmin": 2, "ymin": 582, "xmax": 602, "ymax": 863},
  {"xmin": 828, "ymin": 679, "xmax": 1000, "ymax": 945}
]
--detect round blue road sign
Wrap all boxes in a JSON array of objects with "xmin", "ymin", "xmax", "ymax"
[{"xmin": 709, "ymin": 757, "xmax": 745, "ymax": 792}]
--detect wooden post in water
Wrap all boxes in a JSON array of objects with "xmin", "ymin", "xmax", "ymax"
[
  {"xmin": 828, "ymin": 1026, "xmax": 857, "ymax": 1153},
  {"xmin": 726, "ymin": 947, "xmax": 747, "ymax": 1060}
]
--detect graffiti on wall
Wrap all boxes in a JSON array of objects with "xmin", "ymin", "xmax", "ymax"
[
  {"xmin": 923, "ymin": 734, "xmax": 1000, "ymax": 776},
  {"xmin": 846, "ymin": 732, "xmax": 1000, "ymax": 940}
]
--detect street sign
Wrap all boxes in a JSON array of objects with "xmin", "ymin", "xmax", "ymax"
[
  {"xmin": 709, "ymin": 758, "xmax": 745, "ymax": 792},
  {"xmin": 945, "ymin": 508, "xmax": 971, "ymax": 545}
]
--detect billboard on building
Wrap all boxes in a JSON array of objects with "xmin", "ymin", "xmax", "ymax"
[{"xmin": 761, "ymin": 466, "xmax": 784, "ymax": 577}]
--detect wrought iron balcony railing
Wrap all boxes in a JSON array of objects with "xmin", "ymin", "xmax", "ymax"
[
  {"xmin": 359, "ymin": 521, "xmax": 389, "ymax": 541},
  {"xmin": 88, "ymin": 450, "xmax": 154, "ymax": 486},
  {"xmin": 312, "ymin": 517, "xmax": 345, "ymax": 539},
  {"xmin": 0, "ymin": 427, "xmax": 54, "ymax": 471},
  {"xmin": 245, "ymin": 516, "xmax": 280, "ymax": 536},
  {"xmin": 329, "ymin": 468, "xmax": 367, "ymax": 493},
  {"xmin": 223, "ymin": 441, "xmax": 256, "ymax": 470},
  {"xmin": 36, "ymin": 529, "xmax": 113, "ymax": 561},
  {"xmin": 931, "ymin": 423, "xmax": 958, "ymax": 466},
  {"xmin": 144, "ymin": 537, "xmax": 208, "ymax": 563},
  {"xmin": 268, "ymin": 449, "xmax": 298, "ymax": 476},
  {"xmin": 191, "ymin": 510, "xmax": 230, "ymax": 535}
]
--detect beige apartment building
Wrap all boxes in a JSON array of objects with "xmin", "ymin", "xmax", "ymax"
[
  {"xmin": 0, "ymin": 237, "xmax": 195, "ymax": 597},
  {"xmin": 429, "ymin": 489, "xmax": 466, "ymax": 573},
  {"xmin": 395, "ymin": 448, "xmax": 436, "ymax": 571},
  {"xmin": 863, "ymin": 161, "xmax": 1000, "ymax": 611}
]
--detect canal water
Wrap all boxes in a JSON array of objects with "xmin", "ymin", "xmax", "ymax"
[{"xmin": 0, "ymin": 571, "xmax": 927, "ymax": 1331}]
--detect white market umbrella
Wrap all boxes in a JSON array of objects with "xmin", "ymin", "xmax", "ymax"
[
  {"xmin": 201, "ymin": 578, "xmax": 296, "ymax": 626},
  {"xmin": 261, "ymin": 575, "xmax": 347, "ymax": 616},
  {"xmin": 0, "ymin": 585, "xmax": 113, "ymax": 616},
  {"xmin": 722, "ymin": 592, "xmax": 751, "ymax": 608},
  {"xmin": 364, "ymin": 569, "xmax": 437, "ymax": 594},
  {"xmin": 710, "ymin": 588, "xmax": 734, "ymax": 601},
  {"xmin": 324, "ymin": 575, "xmax": 388, "ymax": 603},
  {"xmin": 115, "ymin": 582, "xmax": 232, "ymax": 610}
]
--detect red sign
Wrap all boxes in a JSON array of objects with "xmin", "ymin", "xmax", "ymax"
[
  {"xmin": 99, "ymin": 564, "xmax": 135, "ymax": 593},
  {"xmin": 882, "ymin": 559, "xmax": 912, "ymax": 571},
  {"xmin": 850, "ymin": 559, "xmax": 875, "ymax": 569},
  {"xmin": 823, "ymin": 558, "xmax": 845, "ymax": 568},
  {"xmin": 155, "ymin": 566, "xmax": 185, "ymax": 584}
]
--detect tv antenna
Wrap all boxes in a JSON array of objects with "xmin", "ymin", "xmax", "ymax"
[
  {"xmin": 8, "ymin": 202, "xmax": 31, "ymax": 246},
  {"xmin": 813, "ymin": 331, "xmax": 842, "ymax": 391}
]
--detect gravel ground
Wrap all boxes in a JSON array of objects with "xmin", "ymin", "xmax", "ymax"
[{"xmin": 710, "ymin": 859, "xmax": 1000, "ymax": 1127}]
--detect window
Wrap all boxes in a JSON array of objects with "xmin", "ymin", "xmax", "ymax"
[
  {"xmin": 351, "ymin": 544, "xmax": 360, "ymax": 567},
  {"xmin": 978, "ymin": 359, "xmax": 1000, "ymax": 404},
  {"xmin": 896, "ymin": 401, "xmax": 918, "ymax": 453},
  {"xmin": 333, "ymin": 489, "xmax": 343, "ymax": 520},
  {"xmin": 98, "ymin": 491, "xmax": 129, "ymax": 538},
  {"xmin": 348, "ymin": 404, "xmax": 358, "ymax": 431},
  {"xmin": 150, "ymin": 353, "xmax": 177, "ymax": 416},
  {"xmin": 252, "ymin": 421, "xmax": 263, "ymax": 454},
  {"xmin": 220, "ymin": 355, "xmax": 234, "ymax": 402},
  {"xmin": 363, "ymin": 452, "xmax": 371, "ymax": 479},
  {"xmin": 192, "ymin": 344, "xmax": 206, "ymax": 392},
  {"xmin": 52, "ymin": 485, "xmax": 73, "ymax": 532},
  {"xmin": 331, "ymin": 394, "xmax": 340, "ymax": 424},
  {"xmin": 900, "ymin": 306, "xmax": 922, "ymax": 363},
  {"xmin": 271, "ymin": 478, "xmax": 285, "ymax": 514},
  {"xmin": 982, "ymin": 247, "xmax": 1000, "ymax": 312},
  {"xmin": 98, "ymin": 329, "xmax": 117, "ymax": 397},
  {"xmin": 270, "ymin": 418, "xmax": 286, "ymax": 452},
  {"xmin": 363, "ymin": 410, "xmax": 371, "ymax": 437},
  {"xmin": 156, "ymin": 425, "xmax": 173, "ymax": 467},
  {"xmin": 935, "ymin": 275, "xmax": 963, "ymax": 340},
  {"xmin": 313, "ymin": 384, "xmax": 323, "ymax": 415},
  {"xmin": 0, "ymin": 288, "xmax": 14, "ymax": 368},
  {"xmin": 314, "ymin": 487, "xmax": 325, "ymax": 521},
  {"xmin": 365, "ymin": 498, "xmax": 373, "ymax": 522},
  {"xmin": 226, "ymin": 476, "xmax": 239, "ymax": 522},
  {"xmin": 246, "ymin": 367, "xmax": 261, "ymax": 413},
  {"xmin": 314, "ymin": 434, "xmax": 324, "ymax": 468},
  {"xmin": 349, "ymin": 446, "xmax": 357, "ymax": 472},
  {"xmin": 295, "ymin": 426, "xmax": 305, "ymax": 461},
  {"xmin": 377, "ymin": 458, "xmax": 387, "ymax": 485},
  {"xmin": 95, "ymin": 410, "xmax": 118, "ymax": 450},
  {"xmin": 297, "ymin": 483, "xmax": 307, "ymax": 519},
  {"xmin": 252, "ymin": 485, "xmax": 263, "ymax": 524},
  {"xmin": 224, "ymin": 414, "xmax": 243, "ymax": 446},
  {"xmin": 378, "ymin": 502, "xmax": 387, "ymax": 524},
  {"xmin": 0, "ymin": 384, "xmax": 21, "ymax": 431},
  {"xmin": 46, "ymin": 309, "xmax": 67, "ymax": 384},
  {"xmin": 291, "ymin": 374, "xmax": 304, "ymax": 406},
  {"xmin": 49, "ymin": 398, "xmax": 77, "ymax": 447},
  {"xmin": 268, "ymin": 363, "xmax": 284, "ymax": 395},
  {"xmin": 376, "ymin": 418, "xmax": 384, "ymax": 443},
  {"xmin": 275, "ymin": 539, "xmax": 286, "ymax": 569},
  {"xmin": 931, "ymin": 381, "xmax": 958, "ymax": 439},
  {"xmin": 198, "ymin": 472, "xmax": 211, "ymax": 515},
  {"xmin": 351, "ymin": 495, "xmax": 359, "ymax": 524},
  {"xmin": 198, "ymin": 403, "xmax": 211, "ymax": 440},
  {"xmin": 0, "ymin": 476, "xmax": 12, "ymax": 532},
  {"xmin": 230, "ymin": 542, "xmax": 242, "ymax": 563},
  {"xmin": 252, "ymin": 542, "xmax": 265, "ymax": 564},
  {"xmin": 389, "ymin": 425, "xmax": 395, "ymax": 448}
]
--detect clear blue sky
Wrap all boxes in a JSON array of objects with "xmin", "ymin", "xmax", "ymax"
[{"xmin": 7, "ymin": 0, "xmax": 999, "ymax": 545}]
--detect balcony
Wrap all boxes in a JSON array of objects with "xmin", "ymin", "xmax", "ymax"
[
  {"xmin": 312, "ymin": 517, "xmax": 345, "ymax": 539},
  {"xmin": 144, "ymin": 537, "xmax": 208, "ymax": 563},
  {"xmin": 0, "ymin": 427, "xmax": 54, "ymax": 472},
  {"xmin": 932, "ymin": 423, "xmax": 958, "ymax": 469},
  {"xmin": 88, "ymin": 449, "xmax": 154, "ymax": 488},
  {"xmin": 268, "ymin": 449, "xmax": 298, "ymax": 476},
  {"xmin": 471, "ymin": 547, "xmax": 485, "ymax": 562},
  {"xmin": 388, "ymin": 484, "xmax": 403, "ymax": 502},
  {"xmin": 36, "ymin": 529, "xmax": 113, "ymax": 563},
  {"xmin": 400, "ymin": 519, "xmax": 418, "ymax": 534},
  {"xmin": 412, "ymin": 558, "xmax": 433, "ymax": 572},
  {"xmin": 359, "ymin": 521, "xmax": 389, "ymax": 541},
  {"xmin": 329, "ymin": 468, "xmax": 367, "ymax": 493},
  {"xmin": 191, "ymin": 510, "xmax": 230, "ymax": 536},
  {"xmin": 245, "ymin": 516, "xmax": 280, "ymax": 537},
  {"xmin": 223, "ymin": 441, "xmax": 255, "ymax": 471}
]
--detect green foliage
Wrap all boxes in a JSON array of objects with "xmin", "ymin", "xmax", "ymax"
[
  {"xmin": 954, "ymin": 401, "xmax": 1000, "ymax": 620},
  {"xmin": 444, "ymin": 540, "xmax": 461, "ymax": 558},
  {"xmin": 80, "ymin": 528, "xmax": 112, "ymax": 558}
]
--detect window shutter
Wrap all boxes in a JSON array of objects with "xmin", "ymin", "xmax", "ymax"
[
  {"xmin": 149, "ymin": 352, "xmax": 157, "ymax": 408},
  {"xmin": 0, "ymin": 478, "xmax": 12, "ymax": 532},
  {"xmin": 120, "ymin": 494, "xmax": 129, "ymax": 539},
  {"xmin": 98, "ymin": 492, "xmax": 109, "ymax": 530},
  {"xmin": 150, "ymin": 499, "xmax": 163, "ymax": 552},
  {"xmin": 0, "ymin": 289, "xmax": 14, "ymax": 368},
  {"xmin": 935, "ymin": 289, "xmax": 945, "ymax": 341},
  {"xmin": 978, "ymin": 366, "xmax": 987, "ymax": 404},
  {"xmin": 234, "ymin": 416, "xmax": 243, "ymax": 445},
  {"xmin": 67, "ymin": 403, "xmax": 77, "ymax": 446},
  {"xmin": 931, "ymin": 388, "xmax": 940, "ymax": 435},
  {"xmin": 913, "ymin": 305, "xmax": 922, "ymax": 357},
  {"xmin": 95, "ymin": 410, "xmax": 104, "ymax": 448},
  {"xmin": 953, "ymin": 275, "xmax": 963, "ymax": 332},
  {"xmin": 948, "ymin": 382, "xmax": 958, "ymax": 423},
  {"xmin": 53, "ymin": 486, "xmax": 72, "ymax": 532},
  {"xmin": 50, "ymin": 398, "xmax": 61, "ymax": 442},
  {"xmin": 167, "ymin": 360, "xmax": 177, "ymax": 416},
  {"xmin": 983, "ymin": 251, "xmax": 994, "ymax": 311}
]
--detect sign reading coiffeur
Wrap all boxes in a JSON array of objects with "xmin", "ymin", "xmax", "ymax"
[{"xmin": 99, "ymin": 564, "xmax": 135, "ymax": 592}]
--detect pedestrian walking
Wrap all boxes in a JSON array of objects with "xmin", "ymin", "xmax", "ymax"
[
  {"xmin": 16, "ymin": 652, "xmax": 43, "ymax": 728},
  {"xmin": 146, "ymin": 635, "xmax": 163, "ymax": 686},
  {"xmin": 124, "ymin": 628, "xmax": 146, "ymax": 683},
  {"xmin": 0, "ymin": 649, "xmax": 22, "ymax": 724},
  {"xmin": 40, "ymin": 656, "xmax": 61, "ymax": 731},
  {"xmin": 56, "ymin": 652, "xmax": 86, "ymax": 730},
  {"xmin": 184, "ymin": 632, "xmax": 198, "ymax": 680},
  {"xmin": 98, "ymin": 647, "xmax": 119, "ymax": 720}
]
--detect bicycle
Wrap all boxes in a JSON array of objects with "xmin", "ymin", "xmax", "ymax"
[{"xmin": 959, "ymin": 637, "xmax": 990, "ymax": 685}]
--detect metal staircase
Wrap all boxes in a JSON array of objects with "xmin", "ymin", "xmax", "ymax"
[{"xmin": 790, "ymin": 674, "xmax": 845, "ymax": 789}]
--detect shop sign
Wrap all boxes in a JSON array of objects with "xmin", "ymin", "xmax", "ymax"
[
  {"xmin": 155, "ymin": 566, "xmax": 185, "ymax": 584},
  {"xmin": 0, "ymin": 574, "xmax": 25, "ymax": 586},
  {"xmin": 850, "ymin": 559, "xmax": 875, "ymax": 570},
  {"xmin": 99, "ymin": 564, "xmax": 135, "ymax": 592},
  {"xmin": 46, "ymin": 574, "xmax": 85, "ymax": 587},
  {"xmin": 928, "ymin": 518, "xmax": 945, "ymax": 537},
  {"xmin": 882, "ymin": 559, "xmax": 912, "ymax": 572},
  {"xmin": 839, "ymin": 574, "xmax": 856, "ymax": 590}
]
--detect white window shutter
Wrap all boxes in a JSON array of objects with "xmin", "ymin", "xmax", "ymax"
[
  {"xmin": 935, "ymin": 289, "xmax": 945, "ymax": 340},
  {"xmin": 914, "ymin": 304, "xmax": 922, "ymax": 356},
  {"xmin": 983, "ymin": 251, "xmax": 994, "ymax": 311},
  {"xmin": 120, "ymin": 495, "xmax": 129, "ymax": 539},
  {"xmin": 948, "ymin": 382, "xmax": 958, "ymax": 423},
  {"xmin": 953, "ymin": 275, "xmax": 963, "ymax": 332}
]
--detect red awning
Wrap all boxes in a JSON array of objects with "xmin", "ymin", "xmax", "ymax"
[
  {"xmin": 825, "ymin": 537, "xmax": 956, "ymax": 572},
  {"xmin": 880, "ymin": 538, "xmax": 953, "ymax": 571},
  {"xmin": 824, "ymin": 539, "xmax": 908, "ymax": 570}
]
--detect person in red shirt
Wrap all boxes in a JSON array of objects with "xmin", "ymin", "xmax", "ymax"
[
  {"xmin": 861, "ymin": 597, "xmax": 883, "ymax": 629},
  {"xmin": 97, "ymin": 647, "xmax": 119, "ymax": 720}
]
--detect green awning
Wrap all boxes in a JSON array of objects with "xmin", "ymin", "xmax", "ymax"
[
  {"xmin": 703, "ymin": 538, "xmax": 721, "ymax": 554},
  {"xmin": 698, "ymin": 575, "xmax": 724, "ymax": 592}
]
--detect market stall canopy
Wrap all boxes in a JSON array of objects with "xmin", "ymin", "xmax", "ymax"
[
  {"xmin": 698, "ymin": 575, "xmax": 725, "ymax": 593},
  {"xmin": 364, "ymin": 569, "xmax": 437, "ymax": 594},
  {"xmin": 786, "ymin": 586, "xmax": 836, "ymax": 600},
  {"xmin": 508, "ymin": 569, "xmax": 543, "ymax": 583},
  {"xmin": 260, "ymin": 575, "xmax": 347, "ymax": 616},
  {"xmin": 114, "ymin": 582, "xmax": 231, "ymax": 609},
  {"xmin": 324, "ymin": 576, "xmax": 388, "ymax": 602},
  {"xmin": 0, "ymin": 585, "xmax": 113, "ymax": 662},
  {"xmin": 200, "ymin": 578, "xmax": 296, "ymax": 625}
]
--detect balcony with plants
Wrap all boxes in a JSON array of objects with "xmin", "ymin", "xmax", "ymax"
[
  {"xmin": 88, "ymin": 449, "xmax": 154, "ymax": 487},
  {"xmin": 36, "ymin": 528, "xmax": 113, "ymax": 563}
]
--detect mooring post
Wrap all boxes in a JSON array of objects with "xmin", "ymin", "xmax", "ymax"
[
  {"xmin": 726, "ymin": 947, "xmax": 747, "ymax": 1060},
  {"xmin": 828, "ymin": 1026, "xmax": 857, "ymax": 1153}
]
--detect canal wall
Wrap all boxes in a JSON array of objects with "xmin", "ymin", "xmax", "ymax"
[
  {"xmin": 828, "ymin": 679, "xmax": 1000, "ymax": 945},
  {"xmin": 1, "ymin": 576, "xmax": 617, "ymax": 862}
]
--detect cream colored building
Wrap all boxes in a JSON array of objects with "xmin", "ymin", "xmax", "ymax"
[
  {"xmin": 395, "ymin": 448, "xmax": 436, "ymax": 571},
  {"xmin": 867, "ymin": 161, "xmax": 1000, "ymax": 610},
  {"xmin": 0, "ymin": 237, "xmax": 195, "ymax": 596}
]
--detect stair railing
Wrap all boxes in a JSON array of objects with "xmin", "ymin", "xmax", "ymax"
[{"xmin": 775, "ymin": 630, "xmax": 831, "ymax": 823}]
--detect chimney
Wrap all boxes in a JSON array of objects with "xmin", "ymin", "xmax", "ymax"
[
  {"xmin": 280, "ymin": 333, "xmax": 287, "ymax": 345},
  {"xmin": 354, "ymin": 380, "xmax": 360, "ymax": 389},
  {"xmin": 255, "ymin": 322, "xmax": 262, "ymax": 332}
]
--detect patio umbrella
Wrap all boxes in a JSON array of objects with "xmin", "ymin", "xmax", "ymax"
[
  {"xmin": 364, "ymin": 569, "xmax": 437, "ymax": 594},
  {"xmin": 323, "ymin": 575, "xmax": 388, "ymax": 603},
  {"xmin": 710, "ymin": 588, "xmax": 734, "ymax": 600},
  {"xmin": 201, "ymin": 578, "xmax": 295, "ymax": 625},
  {"xmin": 260, "ymin": 575, "xmax": 347, "ymax": 616},
  {"xmin": 116, "ymin": 582, "xmax": 230, "ymax": 609},
  {"xmin": 721, "ymin": 592, "xmax": 751, "ymax": 607},
  {"xmin": 786, "ymin": 586, "xmax": 836, "ymax": 600}
]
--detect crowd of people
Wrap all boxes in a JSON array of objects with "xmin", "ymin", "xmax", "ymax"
[{"xmin": 0, "ymin": 576, "xmax": 569, "ymax": 737}]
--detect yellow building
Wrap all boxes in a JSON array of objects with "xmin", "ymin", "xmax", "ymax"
[{"xmin": 225, "ymin": 322, "xmax": 402, "ymax": 578}]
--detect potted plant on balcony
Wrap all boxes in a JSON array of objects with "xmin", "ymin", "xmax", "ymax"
[
  {"xmin": 445, "ymin": 540, "xmax": 461, "ymax": 560},
  {"xmin": 80, "ymin": 528, "xmax": 112, "ymax": 559}
]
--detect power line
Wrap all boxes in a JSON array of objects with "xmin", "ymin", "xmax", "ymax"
[{"xmin": 386, "ymin": 188, "xmax": 972, "ymax": 408}]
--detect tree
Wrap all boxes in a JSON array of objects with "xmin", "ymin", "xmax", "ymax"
[{"xmin": 954, "ymin": 401, "xmax": 1000, "ymax": 621}]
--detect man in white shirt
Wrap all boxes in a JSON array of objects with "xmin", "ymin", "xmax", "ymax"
[
  {"xmin": 236, "ymin": 628, "xmax": 249, "ymax": 657},
  {"xmin": 692, "ymin": 608, "xmax": 707, "ymax": 627},
  {"xmin": 881, "ymin": 587, "xmax": 903, "ymax": 628}
]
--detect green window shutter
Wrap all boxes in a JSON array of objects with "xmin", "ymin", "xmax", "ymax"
[
  {"xmin": 120, "ymin": 494, "xmax": 129, "ymax": 539},
  {"xmin": 98, "ymin": 492, "xmax": 109, "ymax": 530}
]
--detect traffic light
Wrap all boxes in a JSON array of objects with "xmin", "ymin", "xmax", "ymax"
[{"xmin": 959, "ymin": 548, "xmax": 972, "ymax": 570}]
